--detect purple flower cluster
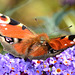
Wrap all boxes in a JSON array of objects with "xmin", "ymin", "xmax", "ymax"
[
  {"xmin": 60, "ymin": 0, "xmax": 75, "ymax": 6},
  {"xmin": 0, "ymin": 46, "xmax": 75, "ymax": 75}
]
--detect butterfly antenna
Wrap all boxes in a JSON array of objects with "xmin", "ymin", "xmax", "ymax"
[
  {"xmin": 61, "ymin": 25, "xmax": 72, "ymax": 30},
  {"xmin": 49, "ymin": 25, "xmax": 72, "ymax": 35},
  {"xmin": 35, "ymin": 18, "xmax": 45, "ymax": 33},
  {"xmin": 35, "ymin": 18, "xmax": 39, "ymax": 25}
]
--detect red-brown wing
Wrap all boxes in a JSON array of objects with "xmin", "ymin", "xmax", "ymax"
[
  {"xmin": 0, "ymin": 13, "xmax": 36, "ymax": 39},
  {"xmin": 0, "ymin": 13, "xmax": 37, "ymax": 59},
  {"xmin": 49, "ymin": 35, "xmax": 75, "ymax": 50}
]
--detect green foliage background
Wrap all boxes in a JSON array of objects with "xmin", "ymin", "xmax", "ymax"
[{"xmin": 0, "ymin": 0, "xmax": 75, "ymax": 54}]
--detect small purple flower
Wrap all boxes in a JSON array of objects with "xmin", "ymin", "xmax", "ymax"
[
  {"xmin": 0, "ymin": 46, "xmax": 75, "ymax": 74},
  {"xmin": 51, "ymin": 66, "xmax": 62, "ymax": 75}
]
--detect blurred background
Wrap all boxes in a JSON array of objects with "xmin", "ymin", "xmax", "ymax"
[{"xmin": 0, "ymin": 0, "xmax": 75, "ymax": 54}]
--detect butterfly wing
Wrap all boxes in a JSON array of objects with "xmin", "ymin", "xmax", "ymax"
[
  {"xmin": 0, "ymin": 13, "xmax": 37, "ymax": 58},
  {"xmin": 0, "ymin": 13, "xmax": 36, "ymax": 38},
  {"xmin": 49, "ymin": 35, "xmax": 75, "ymax": 50}
]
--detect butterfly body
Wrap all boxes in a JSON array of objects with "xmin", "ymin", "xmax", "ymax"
[{"xmin": 0, "ymin": 13, "xmax": 75, "ymax": 60}]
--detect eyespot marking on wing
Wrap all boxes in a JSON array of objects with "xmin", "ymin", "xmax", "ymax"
[
  {"xmin": 0, "ymin": 14, "xmax": 10, "ymax": 24},
  {"xmin": 4, "ymin": 36, "xmax": 22, "ymax": 44},
  {"xmin": 4, "ymin": 37, "xmax": 14, "ymax": 44}
]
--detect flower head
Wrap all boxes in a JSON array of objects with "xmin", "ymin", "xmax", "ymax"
[{"xmin": 0, "ymin": 46, "xmax": 75, "ymax": 74}]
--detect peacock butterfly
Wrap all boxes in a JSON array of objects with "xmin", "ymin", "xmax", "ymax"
[{"xmin": 0, "ymin": 13, "xmax": 74, "ymax": 60}]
